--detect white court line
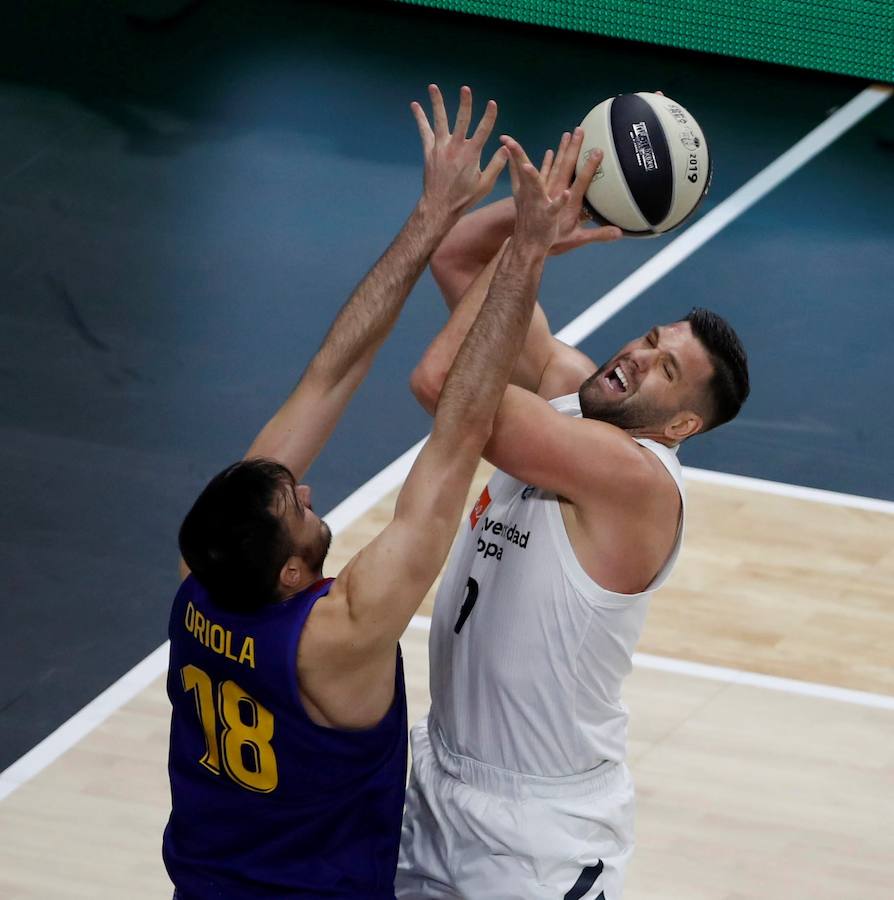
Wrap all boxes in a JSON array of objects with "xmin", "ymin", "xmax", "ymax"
[
  {"xmin": 2, "ymin": 85, "xmax": 891, "ymax": 803},
  {"xmin": 0, "ymin": 642, "xmax": 171, "ymax": 802},
  {"xmin": 324, "ymin": 439, "xmax": 426, "ymax": 535},
  {"xmin": 329, "ymin": 85, "xmax": 894, "ymax": 524},
  {"xmin": 684, "ymin": 466, "xmax": 894, "ymax": 515},
  {"xmin": 406, "ymin": 616, "xmax": 894, "ymax": 711}
]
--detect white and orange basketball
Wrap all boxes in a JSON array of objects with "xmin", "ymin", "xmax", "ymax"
[{"xmin": 576, "ymin": 92, "xmax": 712, "ymax": 236}]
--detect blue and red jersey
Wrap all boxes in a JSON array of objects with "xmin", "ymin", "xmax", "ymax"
[{"xmin": 163, "ymin": 575, "xmax": 407, "ymax": 899}]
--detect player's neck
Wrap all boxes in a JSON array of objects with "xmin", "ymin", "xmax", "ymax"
[
  {"xmin": 626, "ymin": 426, "xmax": 679, "ymax": 448},
  {"xmin": 280, "ymin": 571, "xmax": 326, "ymax": 601}
]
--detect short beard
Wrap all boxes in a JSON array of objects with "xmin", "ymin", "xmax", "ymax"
[
  {"xmin": 301, "ymin": 519, "xmax": 332, "ymax": 575},
  {"xmin": 578, "ymin": 366, "xmax": 658, "ymax": 431}
]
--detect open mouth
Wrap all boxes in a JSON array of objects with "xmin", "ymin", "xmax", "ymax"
[{"xmin": 604, "ymin": 364, "xmax": 629, "ymax": 394}]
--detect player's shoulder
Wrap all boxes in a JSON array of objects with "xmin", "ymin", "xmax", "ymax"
[
  {"xmin": 614, "ymin": 438, "xmax": 683, "ymax": 525},
  {"xmin": 571, "ymin": 422, "xmax": 680, "ymax": 503},
  {"xmin": 301, "ymin": 562, "xmax": 394, "ymax": 661},
  {"xmin": 301, "ymin": 574, "xmax": 352, "ymax": 652},
  {"xmin": 296, "ymin": 568, "xmax": 401, "ymax": 729},
  {"xmin": 636, "ymin": 439, "xmax": 682, "ymax": 492}
]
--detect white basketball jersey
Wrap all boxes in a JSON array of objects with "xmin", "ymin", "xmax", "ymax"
[{"xmin": 428, "ymin": 393, "xmax": 686, "ymax": 777}]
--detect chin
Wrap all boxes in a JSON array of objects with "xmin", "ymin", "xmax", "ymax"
[
  {"xmin": 582, "ymin": 396, "xmax": 640, "ymax": 430},
  {"xmin": 309, "ymin": 521, "xmax": 333, "ymax": 574}
]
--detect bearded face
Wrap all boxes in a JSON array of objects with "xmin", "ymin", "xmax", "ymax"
[
  {"xmin": 578, "ymin": 322, "xmax": 714, "ymax": 438},
  {"xmin": 277, "ymin": 482, "xmax": 333, "ymax": 581},
  {"xmin": 300, "ymin": 517, "xmax": 332, "ymax": 575},
  {"xmin": 579, "ymin": 359, "xmax": 671, "ymax": 430}
]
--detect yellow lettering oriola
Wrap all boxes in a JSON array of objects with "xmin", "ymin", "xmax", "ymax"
[{"xmin": 184, "ymin": 601, "xmax": 256, "ymax": 668}]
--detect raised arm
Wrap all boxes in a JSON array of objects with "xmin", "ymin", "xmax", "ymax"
[
  {"xmin": 246, "ymin": 84, "xmax": 507, "ymax": 482},
  {"xmin": 432, "ymin": 129, "xmax": 621, "ymax": 301},
  {"xmin": 418, "ymin": 128, "xmax": 621, "ymax": 402},
  {"xmin": 412, "ymin": 240, "xmax": 597, "ymax": 404},
  {"xmin": 303, "ymin": 142, "xmax": 570, "ymax": 717}
]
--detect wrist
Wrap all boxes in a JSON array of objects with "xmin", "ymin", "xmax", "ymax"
[
  {"xmin": 413, "ymin": 196, "xmax": 460, "ymax": 238},
  {"xmin": 505, "ymin": 236, "xmax": 549, "ymax": 270}
]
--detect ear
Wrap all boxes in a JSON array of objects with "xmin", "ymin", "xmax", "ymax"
[
  {"xmin": 664, "ymin": 409, "xmax": 702, "ymax": 442},
  {"xmin": 278, "ymin": 555, "xmax": 308, "ymax": 594}
]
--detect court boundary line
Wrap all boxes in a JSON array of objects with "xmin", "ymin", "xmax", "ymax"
[
  {"xmin": 683, "ymin": 466, "xmax": 894, "ymax": 515},
  {"xmin": 2, "ymin": 84, "xmax": 890, "ymax": 802},
  {"xmin": 5, "ymin": 598, "xmax": 893, "ymax": 802},
  {"xmin": 0, "ymin": 642, "xmax": 172, "ymax": 801},
  {"xmin": 407, "ymin": 615, "xmax": 894, "ymax": 710}
]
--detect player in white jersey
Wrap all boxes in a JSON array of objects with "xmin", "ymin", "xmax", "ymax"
[{"xmin": 396, "ymin": 130, "xmax": 750, "ymax": 898}]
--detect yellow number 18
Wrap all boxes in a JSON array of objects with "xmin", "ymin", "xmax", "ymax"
[{"xmin": 181, "ymin": 665, "xmax": 279, "ymax": 793}]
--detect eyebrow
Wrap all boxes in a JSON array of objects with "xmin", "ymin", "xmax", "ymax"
[{"xmin": 652, "ymin": 326, "xmax": 682, "ymax": 379}]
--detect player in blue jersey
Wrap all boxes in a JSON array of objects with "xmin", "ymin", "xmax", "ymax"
[{"xmin": 163, "ymin": 84, "xmax": 577, "ymax": 899}]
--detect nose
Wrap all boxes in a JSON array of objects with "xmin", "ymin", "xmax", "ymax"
[
  {"xmin": 627, "ymin": 348, "xmax": 657, "ymax": 371},
  {"xmin": 296, "ymin": 484, "xmax": 313, "ymax": 509}
]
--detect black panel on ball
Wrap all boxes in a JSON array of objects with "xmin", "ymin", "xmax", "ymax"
[
  {"xmin": 610, "ymin": 94, "xmax": 673, "ymax": 227},
  {"xmin": 581, "ymin": 198, "xmax": 655, "ymax": 238}
]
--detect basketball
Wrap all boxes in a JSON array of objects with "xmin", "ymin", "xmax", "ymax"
[{"xmin": 576, "ymin": 92, "xmax": 712, "ymax": 237}]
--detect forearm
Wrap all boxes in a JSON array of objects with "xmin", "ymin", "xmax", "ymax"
[
  {"xmin": 246, "ymin": 84, "xmax": 507, "ymax": 480},
  {"xmin": 245, "ymin": 200, "xmax": 454, "ymax": 474},
  {"xmin": 412, "ymin": 230, "xmax": 557, "ymax": 408},
  {"xmin": 430, "ymin": 197, "xmax": 516, "ymax": 306},
  {"xmin": 433, "ymin": 239, "xmax": 545, "ymax": 440},
  {"xmin": 306, "ymin": 199, "xmax": 455, "ymax": 390},
  {"xmin": 411, "ymin": 241, "xmax": 507, "ymax": 413}
]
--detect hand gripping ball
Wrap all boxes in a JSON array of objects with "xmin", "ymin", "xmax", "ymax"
[{"xmin": 576, "ymin": 92, "xmax": 712, "ymax": 236}]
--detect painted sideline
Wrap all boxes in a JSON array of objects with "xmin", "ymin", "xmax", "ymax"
[
  {"xmin": 684, "ymin": 466, "xmax": 894, "ymax": 515},
  {"xmin": 0, "ymin": 642, "xmax": 172, "ymax": 801},
  {"xmin": 1, "ymin": 85, "xmax": 890, "ymax": 802},
  {"xmin": 407, "ymin": 615, "xmax": 894, "ymax": 711},
  {"xmin": 4, "ymin": 584, "xmax": 892, "ymax": 804},
  {"xmin": 322, "ymin": 87, "xmax": 894, "ymax": 526}
]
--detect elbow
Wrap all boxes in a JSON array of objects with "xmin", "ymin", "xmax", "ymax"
[
  {"xmin": 410, "ymin": 362, "xmax": 443, "ymax": 417},
  {"xmin": 429, "ymin": 245, "xmax": 447, "ymax": 284},
  {"xmin": 429, "ymin": 242, "xmax": 454, "ymax": 288},
  {"xmin": 430, "ymin": 245, "xmax": 472, "ymax": 307}
]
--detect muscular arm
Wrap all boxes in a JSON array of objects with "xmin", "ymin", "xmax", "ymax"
[
  {"xmin": 483, "ymin": 385, "xmax": 682, "ymax": 595},
  {"xmin": 245, "ymin": 85, "xmax": 506, "ymax": 482},
  {"xmin": 179, "ymin": 85, "xmax": 505, "ymax": 583},
  {"xmin": 422, "ymin": 129, "xmax": 619, "ymax": 401},
  {"xmin": 245, "ymin": 199, "xmax": 455, "ymax": 481},
  {"xmin": 414, "ymin": 238, "xmax": 597, "ymax": 406},
  {"xmin": 430, "ymin": 195, "xmax": 515, "ymax": 304},
  {"xmin": 301, "ymin": 143, "xmax": 568, "ymax": 726},
  {"xmin": 428, "ymin": 198, "xmax": 576, "ymax": 396},
  {"xmin": 337, "ymin": 238, "xmax": 550, "ymax": 640}
]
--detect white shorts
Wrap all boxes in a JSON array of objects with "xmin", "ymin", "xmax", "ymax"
[{"xmin": 396, "ymin": 716, "xmax": 635, "ymax": 899}]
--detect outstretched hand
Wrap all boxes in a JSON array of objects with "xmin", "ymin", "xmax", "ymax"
[
  {"xmin": 501, "ymin": 136, "xmax": 571, "ymax": 255},
  {"xmin": 538, "ymin": 127, "xmax": 622, "ymax": 254},
  {"xmin": 411, "ymin": 84, "xmax": 508, "ymax": 219}
]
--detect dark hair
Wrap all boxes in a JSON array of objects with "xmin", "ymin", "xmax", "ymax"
[
  {"xmin": 179, "ymin": 459, "xmax": 296, "ymax": 612},
  {"xmin": 684, "ymin": 307, "xmax": 750, "ymax": 432}
]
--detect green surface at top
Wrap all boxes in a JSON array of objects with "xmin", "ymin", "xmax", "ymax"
[{"xmin": 390, "ymin": 0, "xmax": 894, "ymax": 81}]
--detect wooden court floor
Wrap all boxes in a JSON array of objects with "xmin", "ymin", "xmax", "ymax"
[{"xmin": 0, "ymin": 467, "xmax": 891, "ymax": 899}]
